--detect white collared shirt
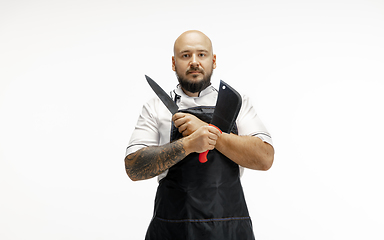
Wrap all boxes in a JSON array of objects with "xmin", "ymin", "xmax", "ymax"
[{"xmin": 126, "ymin": 85, "xmax": 273, "ymax": 181}]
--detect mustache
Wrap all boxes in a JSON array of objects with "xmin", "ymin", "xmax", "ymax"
[{"xmin": 186, "ymin": 67, "xmax": 204, "ymax": 74}]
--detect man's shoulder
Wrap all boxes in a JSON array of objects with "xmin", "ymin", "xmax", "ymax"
[
  {"xmin": 143, "ymin": 96, "xmax": 162, "ymax": 107},
  {"xmin": 140, "ymin": 95, "xmax": 174, "ymax": 120}
]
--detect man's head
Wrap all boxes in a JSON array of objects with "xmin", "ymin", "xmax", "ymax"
[{"xmin": 172, "ymin": 30, "xmax": 216, "ymax": 96}]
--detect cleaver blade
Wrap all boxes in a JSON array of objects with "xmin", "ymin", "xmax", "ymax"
[{"xmin": 199, "ymin": 80, "xmax": 242, "ymax": 163}]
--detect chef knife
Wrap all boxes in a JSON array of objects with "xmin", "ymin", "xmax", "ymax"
[
  {"xmin": 145, "ymin": 75, "xmax": 179, "ymax": 114},
  {"xmin": 198, "ymin": 80, "xmax": 242, "ymax": 163}
]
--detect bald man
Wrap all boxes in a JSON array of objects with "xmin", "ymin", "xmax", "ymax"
[{"xmin": 125, "ymin": 30, "xmax": 274, "ymax": 240}]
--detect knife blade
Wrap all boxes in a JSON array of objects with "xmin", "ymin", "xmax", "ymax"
[
  {"xmin": 145, "ymin": 75, "xmax": 179, "ymax": 115},
  {"xmin": 199, "ymin": 80, "xmax": 242, "ymax": 163}
]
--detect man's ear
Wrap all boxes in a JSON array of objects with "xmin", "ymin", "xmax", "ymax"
[
  {"xmin": 212, "ymin": 54, "xmax": 217, "ymax": 69},
  {"xmin": 172, "ymin": 56, "xmax": 176, "ymax": 71}
]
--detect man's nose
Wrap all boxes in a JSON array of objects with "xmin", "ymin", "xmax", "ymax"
[{"xmin": 189, "ymin": 54, "xmax": 200, "ymax": 67}]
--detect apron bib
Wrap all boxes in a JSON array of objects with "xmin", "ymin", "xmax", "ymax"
[{"xmin": 145, "ymin": 107, "xmax": 255, "ymax": 240}]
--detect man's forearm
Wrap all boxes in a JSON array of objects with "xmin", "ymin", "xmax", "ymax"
[
  {"xmin": 215, "ymin": 133, "xmax": 274, "ymax": 171},
  {"xmin": 125, "ymin": 139, "xmax": 188, "ymax": 181}
]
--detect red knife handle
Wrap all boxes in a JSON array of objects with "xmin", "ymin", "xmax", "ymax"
[
  {"xmin": 199, "ymin": 151, "xmax": 209, "ymax": 163},
  {"xmin": 198, "ymin": 124, "xmax": 222, "ymax": 163}
]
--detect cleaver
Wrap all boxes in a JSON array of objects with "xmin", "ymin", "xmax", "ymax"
[{"xmin": 198, "ymin": 80, "xmax": 242, "ymax": 163}]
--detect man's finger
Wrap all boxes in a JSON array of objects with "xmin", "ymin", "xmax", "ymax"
[
  {"xmin": 173, "ymin": 114, "xmax": 186, "ymax": 128},
  {"xmin": 172, "ymin": 112, "xmax": 185, "ymax": 122},
  {"xmin": 207, "ymin": 125, "xmax": 222, "ymax": 136},
  {"xmin": 178, "ymin": 122, "xmax": 188, "ymax": 134},
  {"xmin": 208, "ymin": 133, "xmax": 218, "ymax": 141}
]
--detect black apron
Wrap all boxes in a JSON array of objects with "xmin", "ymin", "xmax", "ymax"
[{"xmin": 145, "ymin": 107, "xmax": 255, "ymax": 240}]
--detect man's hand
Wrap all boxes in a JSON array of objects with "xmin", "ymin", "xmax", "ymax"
[
  {"xmin": 172, "ymin": 113, "xmax": 208, "ymax": 137},
  {"xmin": 172, "ymin": 113, "xmax": 221, "ymax": 153},
  {"xmin": 183, "ymin": 125, "xmax": 222, "ymax": 154}
]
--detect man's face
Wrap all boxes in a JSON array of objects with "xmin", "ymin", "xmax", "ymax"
[{"xmin": 172, "ymin": 32, "xmax": 216, "ymax": 94}]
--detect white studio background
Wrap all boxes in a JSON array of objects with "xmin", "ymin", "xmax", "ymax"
[{"xmin": 1, "ymin": 0, "xmax": 383, "ymax": 239}]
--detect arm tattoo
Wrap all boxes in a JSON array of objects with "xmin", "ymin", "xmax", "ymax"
[{"xmin": 125, "ymin": 139, "xmax": 186, "ymax": 181}]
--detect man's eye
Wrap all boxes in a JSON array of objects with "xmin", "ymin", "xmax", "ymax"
[
  {"xmin": 199, "ymin": 53, "xmax": 205, "ymax": 57},
  {"xmin": 182, "ymin": 54, "xmax": 189, "ymax": 58}
]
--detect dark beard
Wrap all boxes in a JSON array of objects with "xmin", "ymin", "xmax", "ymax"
[{"xmin": 175, "ymin": 69, "xmax": 213, "ymax": 93}]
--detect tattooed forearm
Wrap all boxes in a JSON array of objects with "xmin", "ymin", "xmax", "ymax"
[{"xmin": 125, "ymin": 139, "xmax": 187, "ymax": 181}]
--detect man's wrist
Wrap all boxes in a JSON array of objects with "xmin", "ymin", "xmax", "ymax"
[{"xmin": 180, "ymin": 137, "xmax": 193, "ymax": 156}]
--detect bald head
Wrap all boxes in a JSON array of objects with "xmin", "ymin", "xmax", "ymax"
[{"xmin": 173, "ymin": 30, "xmax": 213, "ymax": 56}]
